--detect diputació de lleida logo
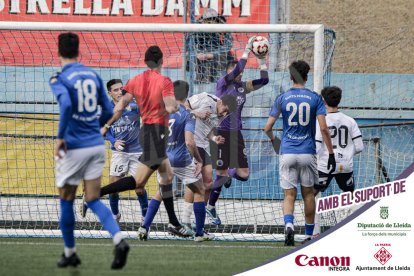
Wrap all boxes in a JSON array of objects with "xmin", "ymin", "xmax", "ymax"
[{"xmin": 380, "ymin": 206, "xmax": 389, "ymax": 219}]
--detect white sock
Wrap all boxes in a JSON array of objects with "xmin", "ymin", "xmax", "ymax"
[
  {"xmin": 207, "ymin": 204, "xmax": 214, "ymax": 210},
  {"xmin": 64, "ymin": 247, "xmax": 76, "ymax": 258},
  {"xmin": 182, "ymin": 202, "xmax": 193, "ymax": 224},
  {"xmin": 113, "ymin": 232, "xmax": 123, "ymax": 246},
  {"xmin": 286, "ymin": 223, "xmax": 294, "ymax": 230}
]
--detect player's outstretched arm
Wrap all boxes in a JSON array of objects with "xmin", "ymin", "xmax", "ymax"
[{"xmin": 246, "ymin": 57, "xmax": 269, "ymax": 93}]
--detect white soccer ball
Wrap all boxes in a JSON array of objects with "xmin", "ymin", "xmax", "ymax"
[{"xmin": 252, "ymin": 36, "xmax": 270, "ymax": 57}]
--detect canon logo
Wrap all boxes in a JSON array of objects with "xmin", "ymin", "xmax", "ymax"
[{"xmin": 295, "ymin": 254, "xmax": 350, "ymax": 267}]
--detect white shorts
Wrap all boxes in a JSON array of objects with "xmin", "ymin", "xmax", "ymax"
[
  {"xmin": 279, "ymin": 154, "xmax": 318, "ymax": 189},
  {"xmin": 157, "ymin": 161, "xmax": 201, "ymax": 185},
  {"xmin": 110, "ymin": 151, "xmax": 142, "ymax": 177},
  {"xmin": 55, "ymin": 145, "xmax": 106, "ymax": 188}
]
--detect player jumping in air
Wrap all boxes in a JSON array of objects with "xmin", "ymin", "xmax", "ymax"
[
  {"xmin": 207, "ymin": 36, "xmax": 269, "ymax": 225},
  {"xmin": 264, "ymin": 60, "xmax": 336, "ymax": 246},
  {"xmin": 51, "ymin": 33, "xmax": 129, "ymax": 269}
]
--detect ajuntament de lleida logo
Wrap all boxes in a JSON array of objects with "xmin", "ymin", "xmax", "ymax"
[{"xmin": 380, "ymin": 206, "xmax": 389, "ymax": 219}]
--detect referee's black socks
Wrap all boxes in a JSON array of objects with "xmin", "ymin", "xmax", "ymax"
[
  {"xmin": 160, "ymin": 184, "xmax": 180, "ymax": 227},
  {"xmin": 100, "ymin": 176, "xmax": 136, "ymax": 197}
]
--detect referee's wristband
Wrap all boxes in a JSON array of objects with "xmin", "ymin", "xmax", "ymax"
[{"xmin": 104, "ymin": 123, "xmax": 111, "ymax": 129}]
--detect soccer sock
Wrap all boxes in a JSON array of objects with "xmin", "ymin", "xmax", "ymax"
[
  {"xmin": 228, "ymin": 168, "xmax": 249, "ymax": 181},
  {"xmin": 108, "ymin": 194, "xmax": 120, "ymax": 216},
  {"xmin": 87, "ymin": 198, "xmax": 122, "ymax": 245},
  {"xmin": 305, "ymin": 223, "xmax": 315, "ymax": 237},
  {"xmin": 160, "ymin": 184, "xmax": 180, "ymax": 227},
  {"xmin": 284, "ymin": 214, "xmax": 294, "ymax": 230},
  {"xmin": 60, "ymin": 199, "xmax": 75, "ymax": 257},
  {"xmin": 208, "ymin": 186, "xmax": 222, "ymax": 207},
  {"xmin": 143, "ymin": 198, "xmax": 161, "ymax": 230},
  {"xmin": 212, "ymin": 175, "xmax": 230, "ymax": 189},
  {"xmin": 194, "ymin": 201, "xmax": 206, "ymax": 236},
  {"xmin": 100, "ymin": 176, "xmax": 136, "ymax": 197},
  {"xmin": 182, "ymin": 201, "xmax": 193, "ymax": 224},
  {"xmin": 137, "ymin": 190, "xmax": 149, "ymax": 217}
]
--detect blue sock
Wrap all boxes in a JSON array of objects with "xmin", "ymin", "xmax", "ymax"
[
  {"xmin": 87, "ymin": 199, "xmax": 120, "ymax": 237},
  {"xmin": 305, "ymin": 224, "xmax": 315, "ymax": 236},
  {"xmin": 194, "ymin": 202, "xmax": 206, "ymax": 236},
  {"xmin": 284, "ymin": 214, "xmax": 294, "ymax": 227},
  {"xmin": 60, "ymin": 199, "xmax": 75, "ymax": 248},
  {"xmin": 108, "ymin": 194, "xmax": 119, "ymax": 216},
  {"xmin": 228, "ymin": 168, "xmax": 249, "ymax": 181},
  {"xmin": 137, "ymin": 190, "xmax": 149, "ymax": 217},
  {"xmin": 143, "ymin": 199, "xmax": 161, "ymax": 230}
]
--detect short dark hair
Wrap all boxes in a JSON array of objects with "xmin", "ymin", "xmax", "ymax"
[
  {"xmin": 321, "ymin": 86, "xmax": 342, "ymax": 107},
  {"xmin": 226, "ymin": 60, "xmax": 238, "ymax": 71},
  {"xmin": 173, "ymin": 80, "xmax": 189, "ymax": 101},
  {"xmin": 220, "ymin": 94, "xmax": 237, "ymax": 113},
  {"xmin": 289, "ymin": 60, "xmax": 310, "ymax": 84},
  {"xmin": 145, "ymin": 46, "xmax": 163, "ymax": 69},
  {"xmin": 106, "ymin": 79, "xmax": 123, "ymax": 91},
  {"xmin": 58, "ymin": 32, "xmax": 79, "ymax": 59}
]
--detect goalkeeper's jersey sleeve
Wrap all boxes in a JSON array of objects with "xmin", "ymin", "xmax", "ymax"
[
  {"xmin": 50, "ymin": 62, "xmax": 113, "ymax": 150},
  {"xmin": 316, "ymin": 112, "xmax": 362, "ymax": 174}
]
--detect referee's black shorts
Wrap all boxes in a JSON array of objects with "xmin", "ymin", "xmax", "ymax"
[{"xmin": 139, "ymin": 124, "xmax": 168, "ymax": 170}]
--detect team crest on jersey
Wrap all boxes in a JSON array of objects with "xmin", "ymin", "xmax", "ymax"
[{"xmin": 238, "ymin": 87, "xmax": 245, "ymax": 93}]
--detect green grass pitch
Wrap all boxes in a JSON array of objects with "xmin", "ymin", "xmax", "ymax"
[{"xmin": 0, "ymin": 238, "xmax": 292, "ymax": 276}]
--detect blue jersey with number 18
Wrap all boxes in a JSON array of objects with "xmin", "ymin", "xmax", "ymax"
[
  {"xmin": 269, "ymin": 88, "xmax": 326, "ymax": 154},
  {"xmin": 50, "ymin": 62, "xmax": 113, "ymax": 150}
]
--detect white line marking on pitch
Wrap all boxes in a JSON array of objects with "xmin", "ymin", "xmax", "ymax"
[{"xmin": 0, "ymin": 241, "xmax": 285, "ymax": 249}]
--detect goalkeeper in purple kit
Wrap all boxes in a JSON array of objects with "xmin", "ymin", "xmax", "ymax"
[{"xmin": 207, "ymin": 37, "xmax": 269, "ymax": 225}]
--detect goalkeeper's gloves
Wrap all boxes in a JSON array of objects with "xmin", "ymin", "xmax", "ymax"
[
  {"xmin": 257, "ymin": 55, "xmax": 268, "ymax": 71},
  {"xmin": 242, "ymin": 36, "xmax": 256, "ymax": 59},
  {"xmin": 327, "ymin": 153, "xmax": 336, "ymax": 174}
]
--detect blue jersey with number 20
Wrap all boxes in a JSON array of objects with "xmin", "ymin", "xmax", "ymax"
[{"xmin": 269, "ymin": 88, "xmax": 326, "ymax": 154}]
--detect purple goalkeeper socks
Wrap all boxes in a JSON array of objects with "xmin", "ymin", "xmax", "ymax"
[
  {"xmin": 228, "ymin": 168, "xmax": 249, "ymax": 181},
  {"xmin": 208, "ymin": 186, "xmax": 222, "ymax": 207}
]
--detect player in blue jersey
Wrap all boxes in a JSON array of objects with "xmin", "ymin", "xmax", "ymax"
[
  {"xmin": 207, "ymin": 37, "xmax": 269, "ymax": 225},
  {"xmin": 51, "ymin": 33, "xmax": 129, "ymax": 269},
  {"xmin": 104, "ymin": 79, "xmax": 148, "ymax": 223},
  {"xmin": 138, "ymin": 80, "xmax": 214, "ymax": 242},
  {"xmin": 264, "ymin": 60, "xmax": 336, "ymax": 246}
]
